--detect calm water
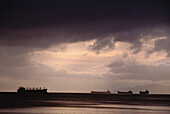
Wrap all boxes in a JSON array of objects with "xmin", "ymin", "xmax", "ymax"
[{"xmin": 0, "ymin": 101, "xmax": 170, "ymax": 114}]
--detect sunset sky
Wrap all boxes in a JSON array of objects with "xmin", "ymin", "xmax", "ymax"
[{"xmin": 0, "ymin": 0, "xmax": 170, "ymax": 93}]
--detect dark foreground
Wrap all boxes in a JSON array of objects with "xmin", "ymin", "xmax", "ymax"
[{"xmin": 0, "ymin": 92, "xmax": 170, "ymax": 109}]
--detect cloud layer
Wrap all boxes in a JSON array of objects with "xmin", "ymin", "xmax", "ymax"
[
  {"xmin": 1, "ymin": 0, "xmax": 170, "ymax": 48},
  {"xmin": 0, "ymin": 0, "xmax": 170, "ymax": 92}
]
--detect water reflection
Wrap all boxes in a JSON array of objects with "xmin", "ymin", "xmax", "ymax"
[{"xmin": 0, "ymin": 101, "xmax": 170, "ymax": 114}]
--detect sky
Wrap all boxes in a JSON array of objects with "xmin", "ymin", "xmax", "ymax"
[{"xmin": 0, "ymin": 0, "xmax": 170, "ymax": 93}]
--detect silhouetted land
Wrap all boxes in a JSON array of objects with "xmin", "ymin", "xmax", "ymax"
[{"xmin": 0, "ymin": 92, "xmax": 170, "ymax": 108}]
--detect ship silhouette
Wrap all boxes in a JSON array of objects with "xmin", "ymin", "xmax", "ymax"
[
  {"xmin": 17, "ymin": 86, "xmax": 47, "ymax": 94},
  {"xmin": 139, "ymin": 90, "xmax": 149, "ymax": 94},
  {"xmin": 117, "ymin": 90, "xmax": 133, "ymax": 95},
  {"xmin": 91, "ymin": 90, "xmax": 111, "ymax": 94}
]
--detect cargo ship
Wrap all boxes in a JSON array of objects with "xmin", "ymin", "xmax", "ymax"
[
  {"xmin": 117, "ymin": 90, "xmax": 133, "ymax": 95},
  {"xmin": 91, "ymin": 90, "xmax": 111, "ymax": 94},
  {"xmin": 17, "ymin": 86, "xmax": 47, "ymax": 94},
  {"xmin": 139, "ymin": 90, "xmax": 149, "ymax": 94}
]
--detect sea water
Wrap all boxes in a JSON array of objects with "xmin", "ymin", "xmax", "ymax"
[{"xmin": 0, "ymin": 101, "xmax": 170, "ymax": 114}]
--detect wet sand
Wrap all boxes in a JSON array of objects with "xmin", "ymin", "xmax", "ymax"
[{"xmin": 0, "ymin": 92, "xmax": 170, "ymax": 108}]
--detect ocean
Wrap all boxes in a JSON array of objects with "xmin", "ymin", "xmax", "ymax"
[
  {"xmin": 0, "ymin": 102, "xmax": 170, "ymax": 114},
  {"xmin": 0, "ymin": 93, "xmax": 170, "ymax": 114}
]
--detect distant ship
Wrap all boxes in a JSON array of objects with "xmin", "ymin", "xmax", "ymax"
[
  {"xmin": 17, "ymin": 86, "xmax": 47, "ymax": 94},
  {"xmin": 139, "ymin": 90, "xmax": 149, "ymax": 95},
  {"xmin": 117, "ymin": 90, "xmax": 133, "ymax": 95},
  {"xmin": 91, "ymin": 90, "xmax": 111, "ymax": 94}
]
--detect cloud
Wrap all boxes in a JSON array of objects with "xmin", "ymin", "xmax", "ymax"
[
  {"xmin": 88, "ymin": 37, "xmax": 115, "ymax": 54},
  {"xmin": 108, "ymin": 60, "xmax": 170, "ymax": 80},
  {"xmin": 0, "ymin": 0, "xmax": 170, "ymax": 92},
  {"xmin": 155, "ymin": 37, "xmax": 170, "ymax": 56},
  {"xmin": 0, "ymin": 0, "xmax": 170, "ymax": 49},
  {"xmin": 108, "ymin": 61, "xmax": 124, "ymax": 68}
]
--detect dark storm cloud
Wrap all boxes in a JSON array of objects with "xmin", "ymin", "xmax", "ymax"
[{"xmin": 0, "ymin": 0, "xmax": 170, "ymax": 48}]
